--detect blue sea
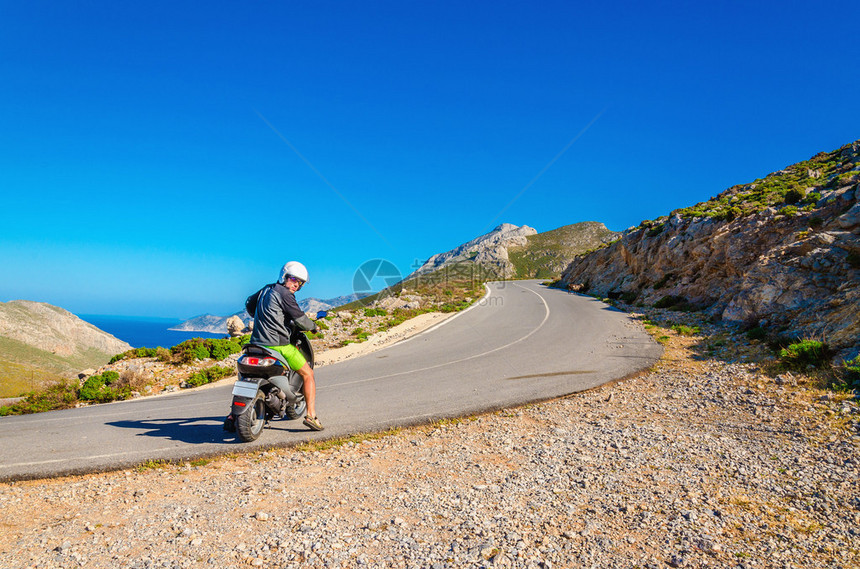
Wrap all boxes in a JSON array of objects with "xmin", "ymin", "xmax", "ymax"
[{"xmin": 78, "ymin": 314, "xmax": 226, "ymax": 349}]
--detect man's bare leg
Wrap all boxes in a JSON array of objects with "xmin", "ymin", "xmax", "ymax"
[{"xmin": 297, "ymin": 363, "xmax": 316, "ymax": 418}]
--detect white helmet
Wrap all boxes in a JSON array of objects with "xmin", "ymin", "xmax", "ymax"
[{"xmin": 279, "ymin": 261, "xmax": 309, "ymax": 284}]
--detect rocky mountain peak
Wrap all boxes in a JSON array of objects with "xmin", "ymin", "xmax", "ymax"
[{"xmin": 408, "ymin": 223, "xmax": 538, "ymax": 279}]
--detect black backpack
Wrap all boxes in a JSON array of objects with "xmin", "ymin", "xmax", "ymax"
[{"xmin": 244, "ymin": 284, "xmax": 273, "ymax": 317}]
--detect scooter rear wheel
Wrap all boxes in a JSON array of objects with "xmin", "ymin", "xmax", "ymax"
[{"xmin": 236, "ymin": 392, "xmax": 266, "ymax": 442}]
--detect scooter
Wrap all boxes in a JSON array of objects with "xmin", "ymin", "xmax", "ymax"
[{"xmin": 223, "ymin": 324, "xmax": 314, "ymax": 442}]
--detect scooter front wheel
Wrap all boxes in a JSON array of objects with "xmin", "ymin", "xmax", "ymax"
[
  {"xmin": 284, "ymin": 397, "xmax": 307, "ymax": 420},
  {"xmin": 284, "ymin": 371, "xmax": 306, "ymax": 420},
  {"xmin": 236, "ymin": 392, "xmax": 266, "ymax": 442}
]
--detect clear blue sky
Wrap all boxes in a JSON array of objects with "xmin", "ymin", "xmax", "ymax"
[{"xmin": 1, "ymin": 1, "xmax": 858, "ymax": 319}]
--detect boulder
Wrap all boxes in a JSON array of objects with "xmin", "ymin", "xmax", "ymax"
[
  {"xmin": 837, "ymin": 202, "xmax": 860, "ymax": 229},
  {"xmin": 225, "ymin": 315, "xmax": 245, "ymax": 337}
]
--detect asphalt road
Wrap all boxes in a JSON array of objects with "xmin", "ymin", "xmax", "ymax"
[{"xmin": 0, "ymin": 281, "xmax": 662, "ymax": 481}]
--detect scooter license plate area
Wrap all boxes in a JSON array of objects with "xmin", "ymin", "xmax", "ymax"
[{"xmin": 232, "ymin": 380, "xmax": 259, "ymax": 399}]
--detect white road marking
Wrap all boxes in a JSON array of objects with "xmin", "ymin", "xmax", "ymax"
[
  {"xmin": 322, "ymin": 282, "xmax": 550, "ymax": 389},
  {"xmin": 0, "ymin": 283, "xmax": 552, "ymax": 470},
  {"xmin": 0, "ymin": 447, "xmax": 182, "ymax": 468}
]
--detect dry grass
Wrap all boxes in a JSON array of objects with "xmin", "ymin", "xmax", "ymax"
[{"xmin": 0, "ymin": 359, "xmax": 66, "ymax": 398}]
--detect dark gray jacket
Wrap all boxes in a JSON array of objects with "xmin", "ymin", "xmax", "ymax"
[{"xmin": 246, "ymin": 283, "xmax": 316, "ymax": 346}]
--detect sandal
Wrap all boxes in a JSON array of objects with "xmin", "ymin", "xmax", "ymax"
[{"xmin": 303, "ymin": 415, "xmax": 324, "ymax": 431}]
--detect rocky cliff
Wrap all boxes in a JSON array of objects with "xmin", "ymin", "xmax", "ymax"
[{"xmin": 560, "ymin": 140, "xmax": 860, "ymax": 357}]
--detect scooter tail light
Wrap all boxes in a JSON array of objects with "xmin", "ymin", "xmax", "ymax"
[
  {"xmin": 234, "ymin": 401, "xmax": 246, "ymax": 407},
  {"xmin": 242, "ymin": 356, "xmax": 277, "ymax": 366}
]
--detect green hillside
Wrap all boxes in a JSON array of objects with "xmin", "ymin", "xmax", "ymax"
[
  {"xmin": 336, "ymin": 222, "xmax": 619, "ymax": 311},
  {"xmin": 0, "ymin": 337, "xmax": 73, "ymax": 397},
  {"xmin": 641, "ymin": 141, "xmax": 860, "ymax": 230},
  {"xmin": 0, "ymin": 334, "xmax": 119, "ymax": 398},
  {"xmin": 509, "ymin": 222, "xmax": 619, "ymax": 278},
  {"xmin": 0, "ymin": 300, "xmax": 132, "ymax": 398},
  {"xmin": 336, "ymin": 262, "xmax": 493, "ymax": 312}
]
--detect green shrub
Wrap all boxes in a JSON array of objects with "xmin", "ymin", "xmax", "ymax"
[
  {"xmin": 646, "ymin": 223, "xmax": 665, "ymax": 237},
  {"xmin": 193, "ymin": 344, "xmax": 211, "ymax": 360},
  {"xmin": 78, "ymin": 375, "xmax": 107, "ymax": 401},
  {"xmin": 315, "ymin": 319, "xmax": 329, "ymax": 330},
  {"xmin": 671, "ymin": 324, "xmax": 700, "ymax": 336},
  {"xmin": 654, "ymin": 295, "xmax": 695, "ymax": 311},
  {"xmin": 363, "ymin": 308, "xmax": 388, "ymax": 317},
  {"xmin": 351, "ymin": 327, "xmax": 370, "ymax": 341},
  {"xmin": 156, "ymin": 347, "xmax": 172, "ymax": 362},
  {"xmin": 171, "ymin": 337, "xmax": 244, "ymax": 363},
  {"xmin": 114, "ymin": 334, "xmax": 252, "ymax": 365},
  {"xmin": 110, "ymin": 346, "xmax": 163, "ymax": 363},
  {"xmin": 653, "ymin": 273, "xmax": 674, "ymax": 289},
  {"xmin": 185, "ymin": 365, "xmax": 233, "ymax": 388},
  {"xmin": 0, "ymin": 382, "xmax": 78, "ymax": 416},
  {"xmin": 210, "ymin": 338, "xmax": 242, "ymax": 361},
  {"xmin": 172, "ymin": 338, "xmax": 203, "ymax": 359},
  {"xmin": 384, "ymin": 307, "xmax": 433, "ymax": 329},
  {"xmin": 745, "ymin": 326, "xmax": 767, "ymax": 341},
  {"xmin": 779, "ymin": 340, "xmax": 832, "ymax": 370},
  {"xmin": 821, "ymin": 356, "xmax": 860, "ymax": 391},
  {"xmin": 802, "ymin": 191, "xmax": 821, "ymax": 205},
  {"xmin": 439, "ymin": 299, "xmax": 473, "ymax": 312},
  {"xmin": 725, "ymin": 206, "xmax": 743, "ymax": 221},
  {"xmin": 78, "ymin": 371, "xmax": 124, "ymax": 403},
  {"xmin": 783, "ymin": 188, "xmax": 804, "ymax": 205},
  {"xmin": 620, "ymin": 291, "xmax": 637, "ymax": 303},
  {"xmin": 843, "ymin": 356, "xmax": 860, "ymax": 388},
  {"xmin": 779, "ymin": 205, "xmax": 799, "ymax": 217}
]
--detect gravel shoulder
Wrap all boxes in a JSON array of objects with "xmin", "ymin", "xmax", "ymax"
[{"xmin": 1, "ymin": 314, "xmax": 858, "ymax": 569}]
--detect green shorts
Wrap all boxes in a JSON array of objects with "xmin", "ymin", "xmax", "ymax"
[{"xmin": 265, "ymin": 344, "xmax": 308, "ymax": 371}]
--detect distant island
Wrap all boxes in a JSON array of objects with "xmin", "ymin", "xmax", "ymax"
[{"xmin": 169, "ymin": 293, "xmax": 370, "ymax": 334}]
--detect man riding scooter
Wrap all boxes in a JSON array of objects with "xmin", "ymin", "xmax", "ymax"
[{"xmin": 243, "ymin": 261, "xmax": 324, "ymax": 431}]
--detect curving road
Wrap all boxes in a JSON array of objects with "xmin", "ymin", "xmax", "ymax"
[{"xmin": 0, "ymin": 281, "xmax": 662, "ymax": 481}]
